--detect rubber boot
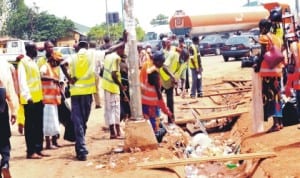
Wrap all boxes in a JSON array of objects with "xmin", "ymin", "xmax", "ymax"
[{"xmin": 109, "ymin": 125, "xmax": 117, "ymax": 139}]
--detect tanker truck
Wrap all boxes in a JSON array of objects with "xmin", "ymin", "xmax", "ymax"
[{"xmin": 169, "ymin": 2, "xmax": 291, "ymax": 36}]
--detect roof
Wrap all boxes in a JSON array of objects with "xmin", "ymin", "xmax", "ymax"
[{"xmin": 73, "ymin": 23, "xmax": 91, "ymax": 36}]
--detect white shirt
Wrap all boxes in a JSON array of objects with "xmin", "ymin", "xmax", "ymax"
[
  {"xmin": 87, "ymin": 48, "xmax": 105, "ymax": 74},
  {"xmin": 0, "ymin": 60, "xmax": 18, "ymax": 115},
  {"xmin": 18, "ymin": 56, "xmax": 39, "ymax": 101}
]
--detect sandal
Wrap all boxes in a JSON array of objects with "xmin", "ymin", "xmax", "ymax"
[{"xmin": 266, "ymin": 124, "xmax": 281, "ymax": 133}]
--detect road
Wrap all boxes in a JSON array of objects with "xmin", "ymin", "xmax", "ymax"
[{"xmin": 8, "ymin": 55, "xmax": 253, "ymax": 178}]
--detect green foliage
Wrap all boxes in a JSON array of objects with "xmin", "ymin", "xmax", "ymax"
[
  {"xmin": 136, "ymin": 26, "xmax": 145, "ymax": 41},
  {"xmin": 33, "ymin": 12, "xmax": 74, "ymax": 41},
  {"xmin": 3, "ymin": 1, "xmax": 74, "ymax": 41},
  {"xmin": 88, "ymin": 21, "xmax": 145, "ymax": 42},
  {"xmin": 150, "ymin": 14, "xmax": 169, "ymax": 26}
]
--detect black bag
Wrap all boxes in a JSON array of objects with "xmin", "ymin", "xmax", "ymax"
[
  {"xmin": 0, "ymin": 87, "xmax": 6, "ymax": 113},
  {"xmin": 282, "ymin": 98, "xmax": 299, "ymax": 126},
  {"xmin": 241, "ymin": 56, "xmax": 255, "ymax": 68},
  {"xmin": 64, "ymin": 83, "xmax": 70, "ymax": 99},
  {"xmin": 58, "ymin": 97, "xmax": 75, "ymax": 142}
]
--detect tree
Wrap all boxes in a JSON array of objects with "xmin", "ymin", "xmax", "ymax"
[
  {"xmin": 33, "ymin": 12, "xmax": 74, "ymax": 41},
  {"xmin": 88, "ymin": 17, "xmax": 145, "ymax": 43},
  {"xmin": 150, "ymin": 14, "xmax": 169, "ymax": 26},
  {"xmin": 136, "ymin": 26, "xmax": 145, "ymax": 41},
  {"xmin": 3, "ymin": 1, "xmax": 74, "ymax": 41},
  {"xmin": 88, "ymin": 21, "xmax": 145, "ymax": 42}
]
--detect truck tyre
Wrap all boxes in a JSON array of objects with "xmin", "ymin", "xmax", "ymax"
[{"xmin": 223, "ymin": 56, "xmax": 229, "ymax": 62}]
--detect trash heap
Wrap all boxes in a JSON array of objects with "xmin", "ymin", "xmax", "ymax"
[{"xmin": 180, "ymin": 133, "xmax": 247, "ymax": 178}]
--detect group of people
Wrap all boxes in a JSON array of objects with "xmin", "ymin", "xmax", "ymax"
[
  {"xmin": 254, "ymin": 7, "xmax": 300, "ymax": 133},
  {"xmin": 0, "ymin": 31, "xmax": 130, "ymax": 177},
  {"xmin": 5, "ymin": 6, "xmax": 300, "ymax": 177},
  {"xmin": 136, "ymin": 32, "xmax": 205, "ymax": 142}
]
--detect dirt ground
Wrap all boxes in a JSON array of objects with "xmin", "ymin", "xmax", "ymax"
[{"xmin": 7, "ymin": 56, "xmax": 300, "ymax": 178}]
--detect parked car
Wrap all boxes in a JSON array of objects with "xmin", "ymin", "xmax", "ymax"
[
  {"xmin": 53, "ymin": 46, "xmax": 76, "ymax": 60},
  {"xmin": 142, "ymin": 40, "xmax": 161, "ymax": 50},
  {"xmin": 220, "ymin": 35, "xmax": 260, "ymax": 62},
  {"xmin": 199, "ymin": 34, "xmax": 227, "ymax": 56}
]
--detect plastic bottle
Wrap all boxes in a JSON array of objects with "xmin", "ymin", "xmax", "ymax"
[{"xmin": 226, "ymin": 163, "xmax": 238, "ymax": 169}]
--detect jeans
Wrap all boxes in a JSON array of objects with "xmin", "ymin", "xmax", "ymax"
[
  {"xmin": 296, "ymin": 90, "xmax": 300, "ymax": 122},
  {"xmin": 190, "ymin": 69, "xmax": 202, "ymax": 97},
  {"xmin": 0, "ymin": 144, "xmax": 10, "ymax": 170},
  {"xmin": 71, "ymin": 95, "xmax": 92, "ymax": 156}
]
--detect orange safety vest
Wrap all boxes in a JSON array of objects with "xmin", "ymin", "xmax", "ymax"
[
  {"xmin": 140, "ymin": 61, "xmax": 160, "ymax": 106},
  {"xmin": 259, "ymin": 33, "xmax": 284, "ymax": 77},
  {"xmin": 290, "ymin": 42, "xmax": 300, "ymax": 89},
  {"xmin": 41, "ymin": 64, "xmax": 61, "ymax": 105}
]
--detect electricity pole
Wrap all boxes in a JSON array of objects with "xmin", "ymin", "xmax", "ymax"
[
  {"xmin": 123, "ymin": 0, "xmax": 158, "ymax": 151},
  {"xmin": 123, "ymin": 0, "xmax": 142, "ymax": 120}
]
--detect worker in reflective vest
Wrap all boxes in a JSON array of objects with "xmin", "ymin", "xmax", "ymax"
[
  {"xmin": 140, "ymin": 50, "xmax": 173, "ymax": 143},
  {"xmin": 17, "ymin": 42, "xmax": 45, "ymax": 159},
  {"xmin": 189, "ymin": 36, "xmax": 202, "ymax": 98},
  {"xmin": 40, "ymin": 51, "xmax": 63, "ymax": 150},
  {"xmin": 102, "ymin": 43, "xmax": 126, "ymax": 140},
  {"xmin": 159, "ymin": 38, "xmax": 178, "ymax": 124},
  {"xmin": 67, "ymin": 41, "xmax": 96, "ymax": 161},
  {"xmin": 285, "ymin": 40, "xmax": 300, "ymax": 128}
]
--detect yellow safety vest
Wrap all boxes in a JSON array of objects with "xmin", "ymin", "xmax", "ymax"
[
  {"xmin": 101, "ymin": 53, "xmax": 121, "ymax": 94},
  {"xmin": 159, "ymin": 49, "xmax": 179, "ymax": 89},
  {"xmin": 37, "ymin": 56, "xmax": 47, "ymax": 69},
  {"xmin": 189, "ymin": 44, "xmax": 199, "ymax": 69},
  {"xmin": 18, "ymin": 56, "xmax": 43, "ymax": 104},
  {"xmin": 70, "ymin": 52, "xmax": 96, "ymax": 95}
]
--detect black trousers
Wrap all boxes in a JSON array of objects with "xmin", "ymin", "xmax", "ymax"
[
  {"xmin": 24, "ymin": 101, "xmax": 44, "ymax": 155},
  {"xmin": 0, "ymin": 103, "xmax": 11, "ymax": 169},
  {"xmin": 163, "ymin": 87, "xmax": 174, "ymax": 123}
]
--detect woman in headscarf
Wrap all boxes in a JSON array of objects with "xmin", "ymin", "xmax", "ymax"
[{"xmin": 256, "ymin": 18, "xmax": 285, "ymax": 132}]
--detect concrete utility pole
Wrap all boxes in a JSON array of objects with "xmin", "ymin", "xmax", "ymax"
[
  {"xmin": 123, "ymin": 0, "xmax": 158, "ymax": 151},
  {"xmin": 123, "ymin": 0, "xmax": 142, "ymax": 120}
]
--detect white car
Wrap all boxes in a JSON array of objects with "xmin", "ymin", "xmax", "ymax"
[{"xmin": 53, "ymin": 47, "xmax": 76, "ymax": 60}]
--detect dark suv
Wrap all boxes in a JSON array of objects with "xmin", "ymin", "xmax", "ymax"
[{"xmin": 199, "ymin": 34, "xmax": 227, "ymax": 56}]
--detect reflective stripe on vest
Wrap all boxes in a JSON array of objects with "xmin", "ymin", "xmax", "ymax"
[
  {"xmin": 42, "ymin": 64, "xmax": 61, "ymax": 105},
  {"xmin": 70, "ymin": 53, "xmax": 96, "ymax": 95},
  {"xmin": 140, "ymin": 64, "xmax": 159, "ymax": 106},
  {"xmin": 259, "ymin": 61, "xmax": 283, "ymax": 77},
  {"xmin": 189, "ymin": 44, "xmax": 199, "ymax": 69},
  {"xmin": 19, "ymin": 56, "xmax": 43, "ymax": 104},
  {"xmin": 102, "ymin": 53, "xmax": 120, "ymax": 94}
]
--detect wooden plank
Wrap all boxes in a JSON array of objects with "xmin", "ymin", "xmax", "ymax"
[
  {"xmin": 203, "ymin": 89, "xmax": 251, "ymax": 97},
  {"xmin": 137, "ymin": 152, "xmax": 276, "ymax": 169},
  {"xmin": 175, "ymin": 108, "xmax": 249, "ymax": 125},
  {"xmin": 178, "ymin": 101, "xmax": 246, "ymax": 110},
  {"xmin": 223, "ymin": 79, "xmax": 252, "ymax": 83},
  {"xmin": 204, "ymin": 87, "xmax": 252, "ymax": 92}
]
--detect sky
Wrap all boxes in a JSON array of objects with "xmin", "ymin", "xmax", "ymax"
[{"xmin": 24, "ymin": 0, "xmax": 296, "ymax": 30}]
